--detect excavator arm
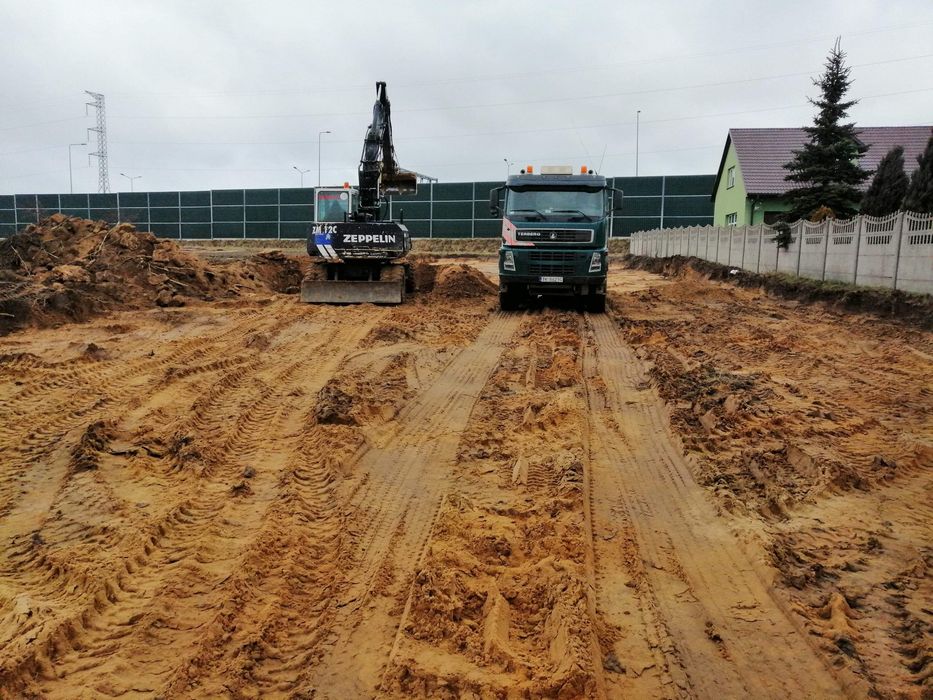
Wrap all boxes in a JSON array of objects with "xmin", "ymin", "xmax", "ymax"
[{"xmin": 355, "ymin": 82, "xmax": 417, "ymax": 221}]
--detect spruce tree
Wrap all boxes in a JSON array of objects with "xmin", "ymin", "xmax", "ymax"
[
  {"xmin": 783, "ymin": 41, "xmax": 869, "ymax": 220},
  {"xmin": 902, "ymin": 134, "xmax": 933, "ymax": 213},
  {"xmin": 860, "ymin": 146, "xmax": 908, "ymax": 216}
]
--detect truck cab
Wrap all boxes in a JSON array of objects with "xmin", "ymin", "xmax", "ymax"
[{"xmin": 490, "ymin": 166, "xmax": 620, "ymax": 312}]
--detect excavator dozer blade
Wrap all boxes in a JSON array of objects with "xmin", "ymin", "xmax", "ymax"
[{"xmin": 300, "ymin": 277, "xmax": 404, "ymax": 305}]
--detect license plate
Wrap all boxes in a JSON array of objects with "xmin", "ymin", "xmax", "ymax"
[{"xmin": 539, "ymin": 276, "xmax": 563, "ymax": 283}]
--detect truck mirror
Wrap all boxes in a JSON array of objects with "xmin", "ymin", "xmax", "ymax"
[
  {"xmin": 489, "ymin": 188, "xmax": 501, "ymax": 217},
  {"xmin": 612, "ymin": 188, "xmax": 625, "ymax": 212}
]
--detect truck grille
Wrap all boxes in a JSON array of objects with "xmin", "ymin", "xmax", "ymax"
[
  {"xmin": 528, "ymin": 251, "xmax": 579, "ymax": 275},
  {"xmin": 516, "ymin": 229, "xmax": 593, "ymax": 243}
]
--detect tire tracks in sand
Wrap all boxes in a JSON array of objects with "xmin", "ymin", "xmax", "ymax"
[{"xmin": 583, "ymin": 311, "xmax": 850, "ymax": 699}]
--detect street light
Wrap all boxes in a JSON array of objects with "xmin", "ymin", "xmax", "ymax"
[
  {"xmin": 68, "ymin": 143, "xmax": 86, "ymax": 194},
  {"xmin": 503, "ymin": 158, "xmax": 513, "ymax": 179},
  {"xmin": 318, "ymin": 130, "xmax": 331, "ymax": 187},
  {"xmin": 293, "ymin": 166, "xmax": 310, "ymax": 188},
  {"xmin": 635, "ymin": 110, "xmax": 641, "ymax": 176},
  {"xmin": 120, "ymin": 172, "xmax": 141, "ymax": 192}
]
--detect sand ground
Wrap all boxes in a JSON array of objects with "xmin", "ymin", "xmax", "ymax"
[{"xmin": 0, "ymin": 254, "xmax": 929, "ymax": 699}]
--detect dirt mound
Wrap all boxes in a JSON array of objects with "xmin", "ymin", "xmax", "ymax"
[
  {"xmin": 624, "ymin": 254, "xmax": 933, "ymax": 330},
  {"xmin": 0, "ymin": 216, "xmax": 300, "ymax": 334},
  {"xmin": 431, "ymin": 263, "xmax": 498, "ymax": 299}
]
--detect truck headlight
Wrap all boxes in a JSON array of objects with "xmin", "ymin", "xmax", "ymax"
[
  {"xmin": 588, "ymin": 251, "xmax": 602, "ymax": 272},
  {"xmin": 503, "ymin": 250, "xmax": 516, "ymax": 271}
]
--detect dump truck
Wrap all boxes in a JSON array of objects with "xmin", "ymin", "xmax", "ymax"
[
  {"xmin": 490, "ymin": 166, "xmax": 622, "ymax": 311},
  {"xmin": 300, "ymin": 82, "xmax": 417, "ymax": 304}
]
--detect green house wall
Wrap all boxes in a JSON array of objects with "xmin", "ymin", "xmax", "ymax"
[
  {"xmin": 713, "ymin": 141, "xmax": 751, "ymax": 226},
  {"xmin": 713, "ymin": 140, "xmax": 797, "ymax": 226}
]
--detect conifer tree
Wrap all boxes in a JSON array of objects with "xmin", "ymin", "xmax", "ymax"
[
  {"xmin": 902, "ymin": 134, "xmax": 933, "ymax": 214},
  {"xmin": 860, "ymin": 146, "xmax": 908, "ymax": 216},
  {"xmin": 783, "ymin": 41, "xmax": 869, "ymax": 220}
]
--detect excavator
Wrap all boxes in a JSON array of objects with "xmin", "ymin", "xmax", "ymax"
[{"xmin": 300, "ymin": 82, "xmax": 418, "ymax": 304}]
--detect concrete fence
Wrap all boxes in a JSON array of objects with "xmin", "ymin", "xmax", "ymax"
[{"xmin": 629, "ymin": 211, "xmax": 933, "ymax": 295}]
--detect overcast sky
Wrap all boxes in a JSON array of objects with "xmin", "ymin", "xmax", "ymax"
[{"xmin": 1, "ymin": 0, "xmax": 931, "ymax": 194}]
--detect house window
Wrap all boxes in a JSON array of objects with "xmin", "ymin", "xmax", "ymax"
[
  {"xmin": 726, "ymin": 213, "xmax": 738, "ymax": 226},
  {"xmin": 727, "ymin": 166, "xmax": 735, "ymax": 189}
]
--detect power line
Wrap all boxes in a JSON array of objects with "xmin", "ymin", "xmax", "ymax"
[
  {"xmin": 100, "ymin": 87, "xmax": 933, "ymax": 150},
  {"xmin": 103, "ymin": 53, "xmax": 933, "ymax": 122}
]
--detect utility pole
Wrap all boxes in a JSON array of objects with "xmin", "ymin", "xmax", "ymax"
[
  {"xmin": 68, "ymin": 142, "xmax": 86, "ymax": 194},
  {"xmin": 317, "ymin": 130, "xmax": 331, "ymax": 187},
  {"xmin": 120, "ymin": 172, "xmax": 141, "ymax": 192},
  {"xmin": 635, "ymin": 110, "xmax": 641, "ymax": 177},
  {"xmin": 85, "ymin": 91, "xmax": 110, "ymax": 193},
  {"xmin": 293, "ymin": 166, "xmax": 310, "ymax": 188}
]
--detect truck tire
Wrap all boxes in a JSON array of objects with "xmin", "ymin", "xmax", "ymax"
[
  {"xmin": 499, "ymin": 290, "xmax": 521, "ymax": 311},
  {"xmin": 586, "ymin": 294, "xmax": 606, "ymax": 313}
]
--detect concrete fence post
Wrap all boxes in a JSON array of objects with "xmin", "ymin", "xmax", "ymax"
[
  {"xmin": 891, "ymin": 211, "xmax": 906, "ymax": 290},
  {"xmin": 853, "ymin": 214, "xmax": 864, "ymax": 284},
  {"xmin": 795, "ymin": 221, "xmax": 803, "ymax": 276},
  {"xmin": 741, "ymin": 225, "xmax": 747, "ymax": 269},
  {"xmin": 821, "ymin": 218, "xmax": 830, "ymax": 280},
  {"xmin": 755, "ymin": 223, "xmax": 765, "ymax": 272}
]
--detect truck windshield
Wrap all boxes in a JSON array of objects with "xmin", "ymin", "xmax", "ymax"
[{"xmin": 506, "ymin": 188, "xmax": 605, "ymax": 220}]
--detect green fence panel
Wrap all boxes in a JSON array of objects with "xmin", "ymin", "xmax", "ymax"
[
  {"xmin": 181, "ymin": 207, "xmax": 211, "ymax": 223},
  {"xmin": 119, "ymin": 207, "xmax": 148, "ymax": 223},
  {"xmin": 245, "ymin": 222, "xmax": 278, "ymax": 238},
  {"xmin": 212, "ymin": 189, "xmax": 243, "ymax": 206},
  {"xmin": 181, "ymin": 222, "xmax": 212, "ymax": 239},
  {"xmin": 181, "ymin": 190, "xmax": 211, "ymax": 206},
  {"xmin": 613, "ymin": 176, "xmax": 663, "ymax": 197},
  {"xmin": 245, "ymin": 188, "xmax": 278, "ymax": 205},
  {"xmin": 474, "ymin": 219, "xmax": 502, "ymax": 237},
  {"xmin": 665, "ymin": 174, "xmax": 715, "ymax": 196},
  {"xmin": 118, "ymin": 192, "xmax": 148, "ymax": 208},
  {"xmin": 213, "ymin": 221, "xmax": 244, "ymax": 238},
  {"xmin": 150, "ymin": 223, "xmax": 180, "ymax": 238},
  {"xmin": 622, "ymin": 197, "xmax": 663, "ymax": 217},
  {"xmin": 279, "ymin": 204, "xmax": 314, "ymax": 221},
  {"xmin": 212, "ymin": 205, "xmax": 244, "ymax": 223},
  {"xmin": 88, "ymin": 208, "xmax": 118, "ymax": 222},
  {"xmin": 150, "ymin": 207, "xmax": 180, "ymax": 224},
  {"xmin": 664, "ymin": 195, "xmax": 716, "ymax": 217},
  {"xmin": 278, "ymin": 188, "xmax": 315, "ymax": 205},
  {"xmin": 433, "ymin": 201, "xmax": 473, "ymax": 219},
  {"xmin": 246, "ymin": 205, "xmax": 278, "ymax": 222}
]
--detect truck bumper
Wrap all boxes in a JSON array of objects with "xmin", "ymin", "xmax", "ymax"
[{"xmin": 499, "ymin": 275, "xmax": 606, "ymax": 296}]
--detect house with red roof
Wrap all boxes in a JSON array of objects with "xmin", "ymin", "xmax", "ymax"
[{"xmin": 711, "ymin": 126, "xmax": 932, "ymax": 226}]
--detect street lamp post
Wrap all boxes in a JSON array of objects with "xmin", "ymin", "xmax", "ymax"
[
  {"xmin": 317, "ymin": 130, "xmax": 331, "ymax": 187},
  {"xmin": 120, "ymin": 172, "xmax": 141, "ymax": 192},
  {"xmin": 293, "ymin": 166, "xmax": 310, "ymax": 188},
  {"xmin": 68, "ymin": 143, "xmax": 86, "ymax": 194},
  {"xmin": 503, "ymin": 158, "xmax": 513, "ymax": 180},
  {"xmin": 635, "ymin": 110, "xmax": 641, "ymax": 176}
]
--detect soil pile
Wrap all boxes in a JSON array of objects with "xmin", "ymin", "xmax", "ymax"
[
  {"xmin": 624, "ymin": 254, "xmax": 933, "ymax": 330},
  {"xmin": 0, "ymin": 216, "xmax": 300, "ymax": 334},
  {"xmin": 431, "ymin": 263, "xmax": 498, "ymax": 298}
]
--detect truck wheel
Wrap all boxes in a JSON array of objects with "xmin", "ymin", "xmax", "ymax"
[
  {"xmin": 499, "ymin": 291, "xmax": 520, "ymax": 311},
  {"xmin": 586, "ymin": 294, "xmax": 606, "ymax": 313}
]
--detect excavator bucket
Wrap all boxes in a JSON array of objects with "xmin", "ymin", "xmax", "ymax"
[
  {"xmin": 300, "ymin": 278, "xmax": 404, "ymax": 304},
  {"xmin": 300, "ymin": 261, "xmax": 407, "ymax": 305},
  {"xmin": 381, "ymin": 169, "xmax": 418, "ymax": 195}
]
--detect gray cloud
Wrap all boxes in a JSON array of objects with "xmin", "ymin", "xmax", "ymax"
[{"xmin": 1, "ymin": 0, "xmax": 931, "ymax": 193}]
